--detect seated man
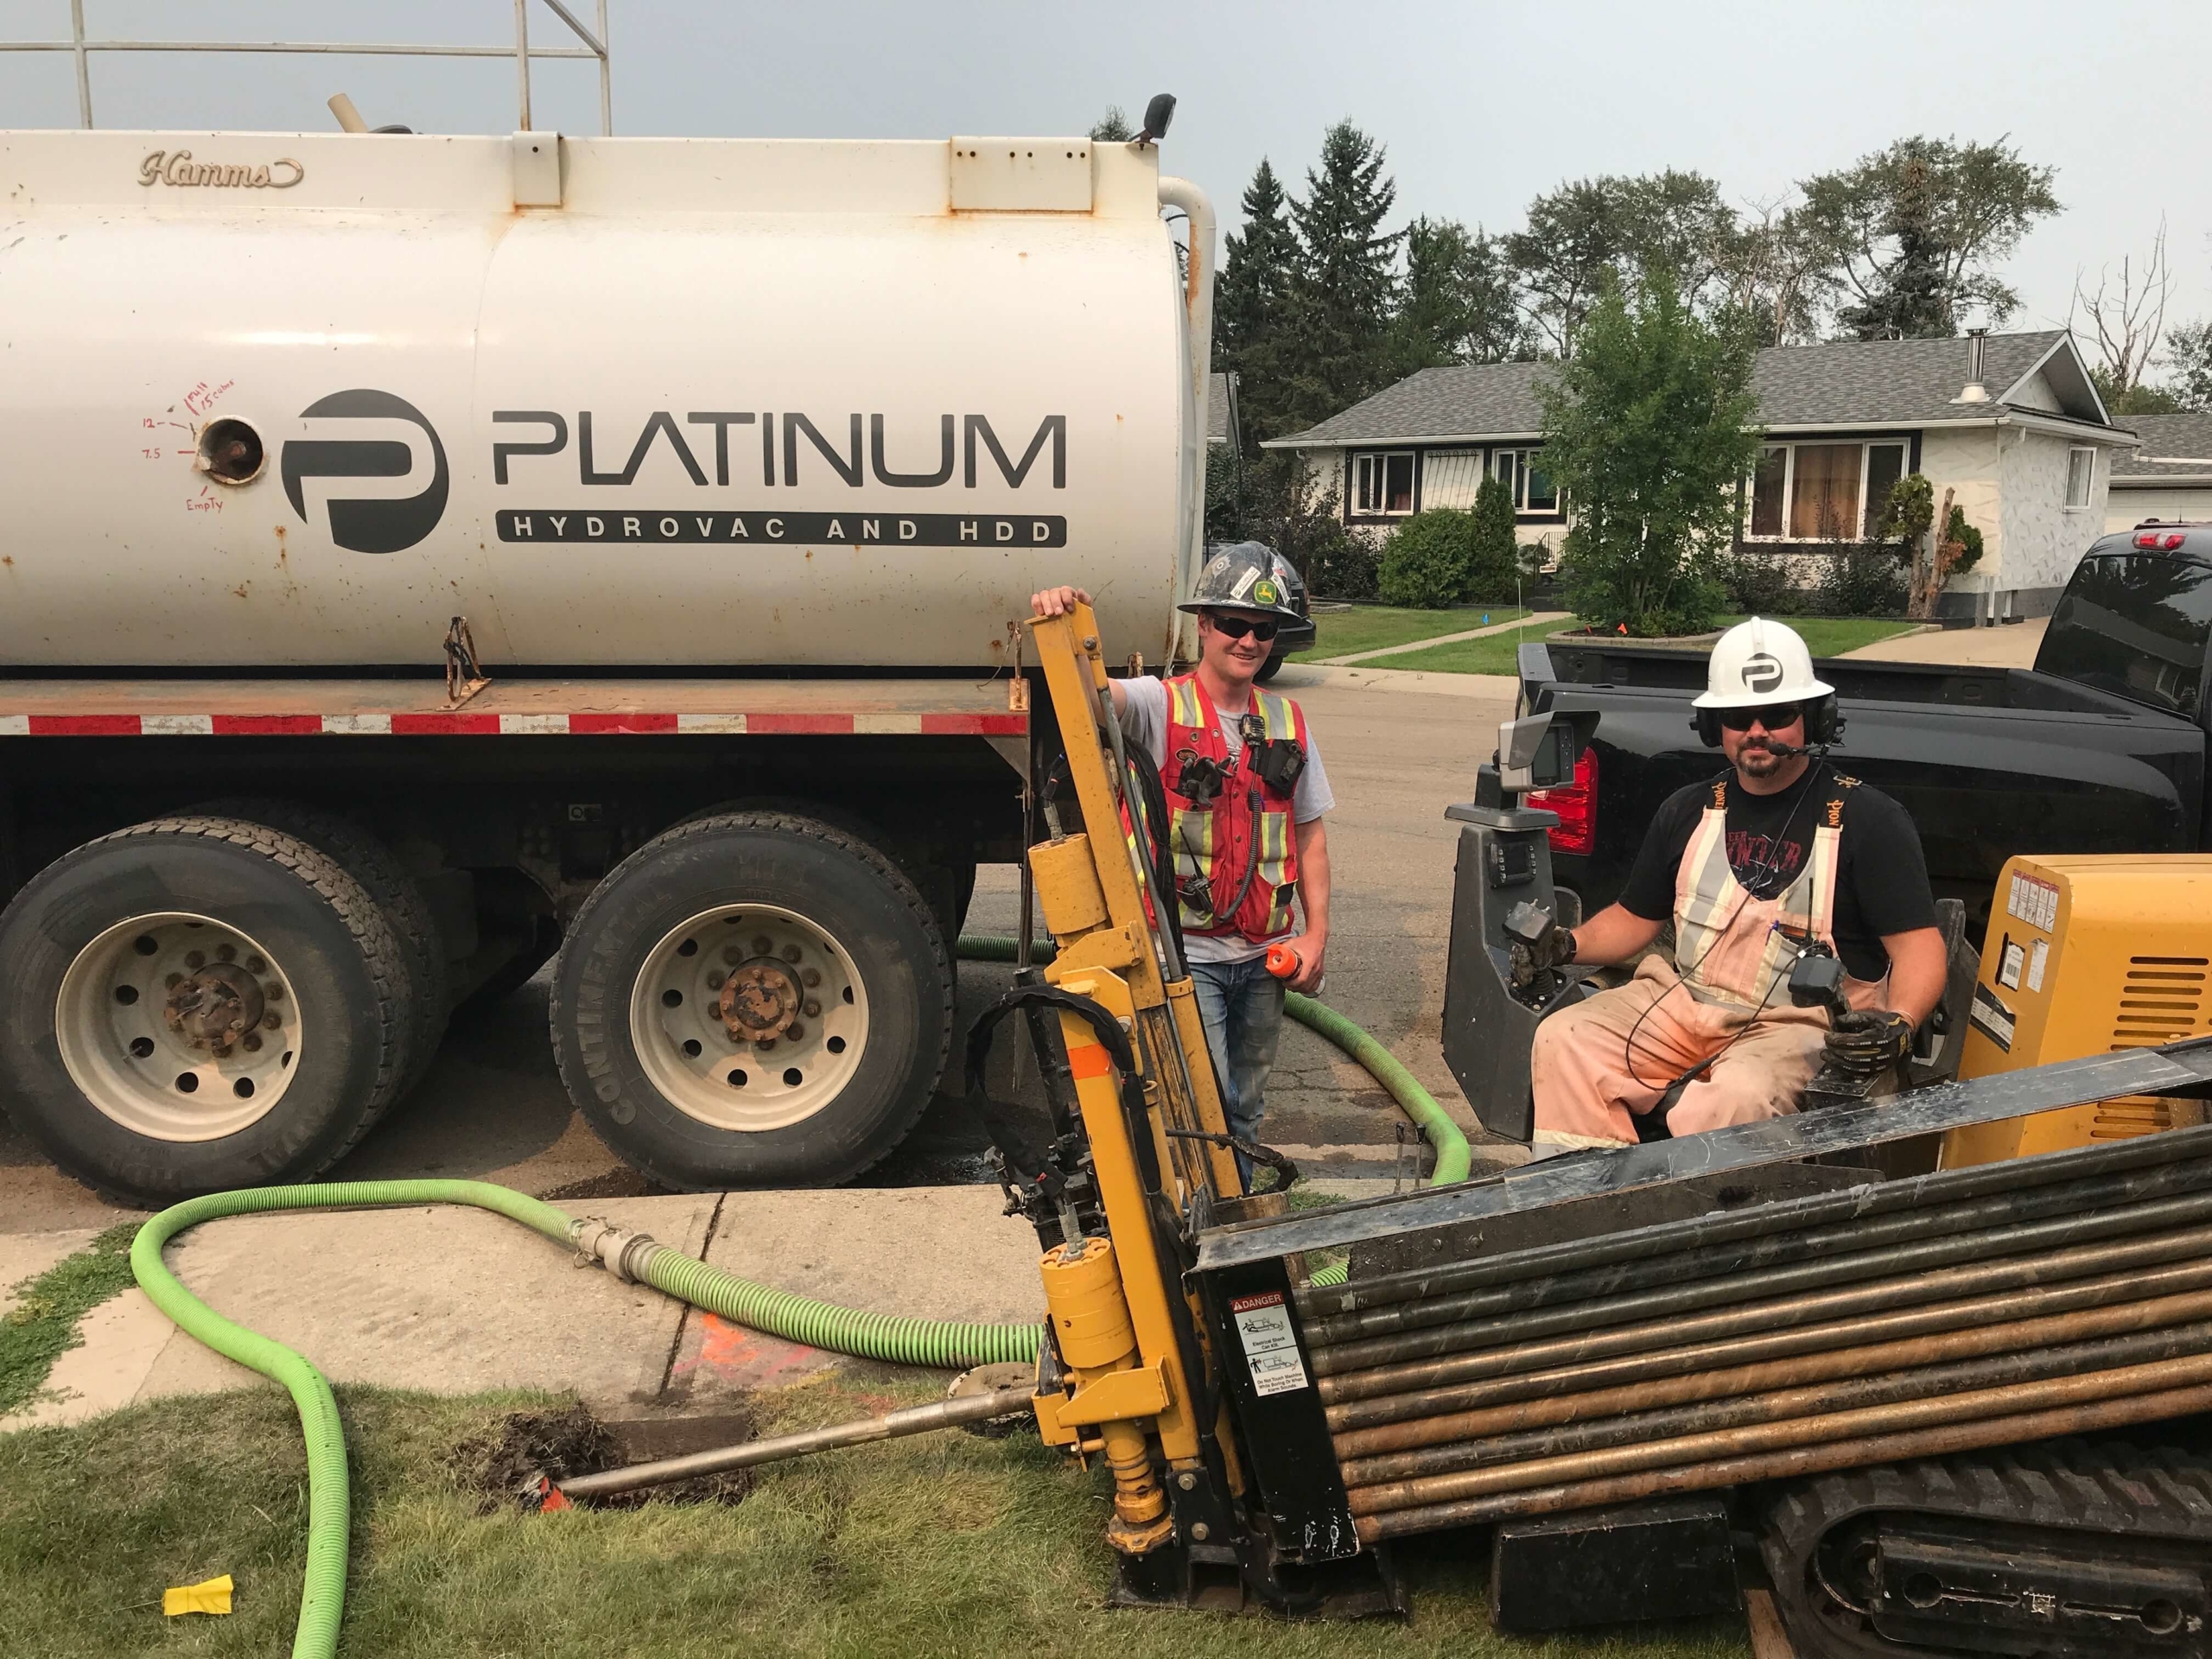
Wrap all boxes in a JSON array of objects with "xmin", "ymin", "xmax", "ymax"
[{"xmin": 1525, "ymin": 618, "xmax": 1948, "ymax": 1154}]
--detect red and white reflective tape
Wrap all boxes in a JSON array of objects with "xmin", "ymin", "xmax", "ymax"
[{"xmin": 0, "ymin": 711, "xmax": 1027, "ymax": 738}]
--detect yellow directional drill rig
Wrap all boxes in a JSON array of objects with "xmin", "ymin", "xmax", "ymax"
[{"xmin": 963, "ymin": 604, "xmax": 2212, "ymax": 1654}]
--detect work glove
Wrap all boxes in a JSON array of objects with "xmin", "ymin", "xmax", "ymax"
[
  {"xmin": 1822, "ymin": 1008, "xmax": 1914, "ymax": 1082},
  {"xmin": 1507, "ymin": 921, "xmax": 1576, "ymax": 990}
]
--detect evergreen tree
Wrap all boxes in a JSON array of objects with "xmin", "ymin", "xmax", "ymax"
[
  {"xmin": 1214, "ymin": 159, "xmax": 1302, "ymax": 439},
  {"xmin": 1802, "ymin": 136, "xmax": 2060, "ymax": 338},
  {"xmin": 1089, "ymin": 107, "xmax": 1135, "ymax": 143},
  {"xmin": 1389, "ymin": 218, "xmax": 1524, "ymax": 374},
  {"xmin": 1281, "ymin": 121, "xmax": 1402, "ymax": 430},
  {"xmin": 1467, "ymin": 471, "xmax": 1522, "ymax": 600}
]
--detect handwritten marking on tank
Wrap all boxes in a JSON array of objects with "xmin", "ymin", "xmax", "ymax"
[
  {"xmin": 495, "ymin": 511, "xmax": 1065, "ymax": 548},
  {"xmin": 138, "ymin": 152, "xmax": 303, "ymax": 190},
  {"xmin": 183, "ymin": 380, "xmax": 234, "ymax": 417}
]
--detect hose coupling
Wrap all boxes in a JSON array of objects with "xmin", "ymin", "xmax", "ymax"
[{"xmin": 569, "ymin": 1217, "xmax": 662, "ymax": 1283}]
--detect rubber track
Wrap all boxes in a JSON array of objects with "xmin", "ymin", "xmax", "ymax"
[
  {"xmin": 550, "ymin": 807, "xmax": 954, "ymax": 1185},
  {"xmin": 188, "ymin": 798, "xmax": 448, "ymax": 1106},
  {"xmin": 1762, "ymin": 1435, "xmax": 2212, "ymax": 1659},
  {"xmin": 93, "ymin": 817, "xmax": 408, "ymax": 1173}
]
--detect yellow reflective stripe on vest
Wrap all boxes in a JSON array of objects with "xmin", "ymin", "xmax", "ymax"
[
  {"xmin": 1169, "ymin": 678, "xmax": 1205, "ymax": 728},
  {"xmin": 1255, "ymin": 804, "xmax": 1295, "ymax": 934},
  {"xmin": 1255, "ymin": 689, "xmax": 1300, "ymax": 743}
]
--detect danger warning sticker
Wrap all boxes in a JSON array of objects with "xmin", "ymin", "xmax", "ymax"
[{"xmin": 1230, "ymin": 1291, "xmax": 1310, "ymax": 1397}]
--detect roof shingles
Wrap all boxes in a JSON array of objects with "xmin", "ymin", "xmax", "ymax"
[{"xmin": 1268, "ymin": 330, "xmax": 2120, "ymax": 448}]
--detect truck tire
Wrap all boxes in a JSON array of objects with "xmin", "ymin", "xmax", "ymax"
[
  {"xmin": 550, "ymin": 810, "xmax": 952, "ymax": 1188},
  {"xmin": 187, "ymin": 798, "xmax": 448, "ymax": 1103},
  {"xmin": 0, "ymin": 817, "xmax": 407, "ymax": 1204}
]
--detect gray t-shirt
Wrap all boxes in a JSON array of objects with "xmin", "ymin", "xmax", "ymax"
[{"xmin": 1117, "ymin": 675, "xmax": 1333, "ymax": 963}]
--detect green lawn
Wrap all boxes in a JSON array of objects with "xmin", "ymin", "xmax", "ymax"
[
  {"xmin": 1382, "ymin": 615, "xmax": 1922, "ymax": 677},
  {"xmin": 1290, "ymin": 605, "xmax": 1529, "ymax": 662},
  {"xmin": 0, "ymin": 1380, "xmax": 1747, "ymax": 1659},
  {"xmin": 1751, "ymin": 616, "xmax": 1923, "ymax": 658}
]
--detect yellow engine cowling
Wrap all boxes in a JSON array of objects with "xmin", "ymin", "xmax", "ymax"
[{"xmin": 1941, "ymin": 855, "xmax": 2212, "ymax": 1168}]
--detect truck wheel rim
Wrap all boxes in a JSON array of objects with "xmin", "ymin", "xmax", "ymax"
[
  {"xmin": 54, "ymin": 912, "xmax": 305, "ymax": 1141},
  {"xmin": 631, "ymin": 903, "xmax": 871, "ymax": 1132}
]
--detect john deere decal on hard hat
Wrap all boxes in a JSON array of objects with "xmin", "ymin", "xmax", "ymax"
[{"xmin": 1253, "ymin": 577, "xmax": 1282, "ymax": 607}]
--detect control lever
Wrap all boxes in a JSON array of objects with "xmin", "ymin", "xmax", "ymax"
[
  {"xmin": 1789, "ymin": 948, "xmax": 1881, "ymax": 1112},
  {"xmin": 1503, "ymin": 899, "xmax": 1567, "ymax": 1005}
]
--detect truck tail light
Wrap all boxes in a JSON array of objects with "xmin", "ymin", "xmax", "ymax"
[
  {"xmin": 1528, "ymin": 747, "xmax": 1598, "ymax": 856},
  {"xmin": 2136, "ymin": 530, "xmax": 2189, "ymax": 550}
]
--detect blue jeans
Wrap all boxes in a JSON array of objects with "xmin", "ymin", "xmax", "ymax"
[{"xmin": 1187, "ymin": 955, "xmax": 1287, "ymax": 1186}]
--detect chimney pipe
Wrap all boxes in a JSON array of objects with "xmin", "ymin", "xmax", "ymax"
[{"xmin": 1954, "ymin": 327, "xmax": 1991, "ymax": 405}]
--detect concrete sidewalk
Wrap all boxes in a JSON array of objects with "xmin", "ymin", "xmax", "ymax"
[
  {"xmin": 1316, "ymin": 610, "xmax": 1570, "ymax": 666},
  {"xmin": 2, "ymin": 1189, "xmax": 1041, "ymax": 1430},
  {"xmin": 3, "ymin": 1174, "xmax": 1401, "ymax": 1432}
]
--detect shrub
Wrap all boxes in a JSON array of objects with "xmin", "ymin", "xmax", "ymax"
[
  {"xmin": 1376, "ymin": 508, "xmax": 1479, "ymax": 608},
  {"xmin": 1815, "ymin": 543, "xmax": 1910, "ymax": 614},
  {"xmin": 1466, "ymin": 474, "xmax": 1522, "ymax": 601},
  {"xmin": 1945, "ymin": 505, "xmax": 1985, "ymax": 576},
  {"xmin": 1306, "ymin": 529, "xmax": 1380, "ymax": 601},
  {"xmin": 1715, "ymin": 549, "xmax": 1811, "ymax": 615}
]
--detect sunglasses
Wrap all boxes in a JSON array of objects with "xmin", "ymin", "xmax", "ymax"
[
  {"xmin": 1718, "ymin": 702, "xmax": 1804, "ymax": 733},
  {"xmin": 1205, "ymin": 613, "xmax": 1280, "ymax": 643}
]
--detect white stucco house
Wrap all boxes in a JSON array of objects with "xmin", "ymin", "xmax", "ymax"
[
  {"xmin": 2106, "ymin": 412, "xmax": 2212, "ymax": 535},
  {"xmin": 1262, "ymin": 330, "xmax": 2135, "ymax": 620}
]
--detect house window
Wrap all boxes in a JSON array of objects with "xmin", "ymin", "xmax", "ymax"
[
  {"xmin": 2065, "ymin": 446, "xmax": 2095, "ymax": 509},
  {"xmin": 1352, "ymin": 451, "xmax": 1415, "ymax": 516},
  {"xmin": 1492, "ymin": 448, "xmax": 1560, "ymax": 515},
  {"xmin": 1420, "ymin": 449, "xmax": 1485, "ymax": 510},
  {"xmin": 1745, "ymin": 440, "xmax": 1910, "ymax": 542}
]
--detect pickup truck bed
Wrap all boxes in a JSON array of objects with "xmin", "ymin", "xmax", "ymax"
[{"xmin": 1526, "ymin": 531, "xmax": 2212, "ymax": 931}]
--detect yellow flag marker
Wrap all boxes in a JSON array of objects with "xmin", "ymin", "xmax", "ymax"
[{"xmin": 162, "ymin": 1574, "xmax": 234, "ymax": 1617}]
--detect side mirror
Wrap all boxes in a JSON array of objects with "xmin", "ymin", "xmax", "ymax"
[{"xmin": 1496, "ymin": 710, "xmax": 1598, "ymax": 792}]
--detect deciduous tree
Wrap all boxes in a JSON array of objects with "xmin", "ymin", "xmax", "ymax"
[
  {"xmin": 1537, "ymin": 271, "xmax": 1762, "ymax": 634},
  {"xmin": 1507, "ymin": 171, "xmax": 1735, "ymax": 354}
]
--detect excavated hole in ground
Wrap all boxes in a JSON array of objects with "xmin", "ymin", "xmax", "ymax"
[{"xmin": 456, "ymin": 1400, "xmax": 757, "ymax": 1511}]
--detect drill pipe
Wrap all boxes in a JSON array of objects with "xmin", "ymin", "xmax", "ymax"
[
  {"xmin": 1354, "ymin": 1376, "xmax": 2212, "ymax": 1541},
  {"xmin": 1331, "ymin": 1272, "xmax": 2212, "ymax": 1460},
  {"xmin": 1325, "ymin": 1246, "xmax": 2212, "ymax": 1429},
  {"xmin": 1321, "ymin": 1224, "xmax": 2209, "ymax": 1409},
  {"xmin": 1336, "ymin": 1313, "xmax": 2212, "ymax": 1488},
  {"xmin": 1344, "ymin": 1346, "xmax": 2212, "ymax": 1516},
  {"xmin": 1300, "ymin": 1154, "xmax": 2212, "ymax": 1346},
  {"xmin": 1309, "ymin": 1187, "xmax": 2212, "ymax": 1377},
  {"xmin": 1297, "ymin": 1130, "xmax": 2212, "ymax": 1320},
  {"xmin": 550, "ymin": 1386, "xmax": 1030, "ymax": 1500}
]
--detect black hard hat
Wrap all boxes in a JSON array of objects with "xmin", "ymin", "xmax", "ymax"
[{"xmin": 1179, "ymin": 542, "xmax": 1303, "ymax": 621}]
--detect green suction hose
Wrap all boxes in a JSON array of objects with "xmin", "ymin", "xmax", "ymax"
[
  {"xmin": 954, "ymin": 934, "xmax": 1471, "ymax": 1186},
  {"xmin": 133, "ymin": 1178, "xmax": 1037, "ymax": 1659},
  {"xmin": 130, "ymin": 941, "xmax": 1458, "ymax": 1654}
]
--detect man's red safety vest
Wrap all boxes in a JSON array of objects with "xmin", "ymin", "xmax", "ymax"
[{"xmin": 1159, "ymin": 673, "xmax": 1308, "ymax": 944}]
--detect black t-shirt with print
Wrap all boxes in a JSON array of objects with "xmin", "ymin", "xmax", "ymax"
[{"xmin": 1616, "ymin": 765, "xmax": 1937, "ymax": 981}]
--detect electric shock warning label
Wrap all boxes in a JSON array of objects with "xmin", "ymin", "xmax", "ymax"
[{"xmin": 1230, "ymin": 1291, "xmax": 1311, "ymax": 1397}]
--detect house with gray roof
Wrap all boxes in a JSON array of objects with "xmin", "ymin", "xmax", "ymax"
[
  {"xmin": 1263, "ymin": 329, "xmax": 2135, "ymax": 620},
  {"xmin": 2106, "ymin": 412, "xmax": 2212, "ymax": 535}
]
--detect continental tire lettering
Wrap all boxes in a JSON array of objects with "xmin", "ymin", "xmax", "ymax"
[{"xmin": 496, "ymin": 510, "xmax": 1067, "ymax": 548}]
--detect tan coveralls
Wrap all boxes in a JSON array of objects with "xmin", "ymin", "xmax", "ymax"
[{"xmin": 1529, "ymin": 776, "xmax": 1885, "ymax": 1153}]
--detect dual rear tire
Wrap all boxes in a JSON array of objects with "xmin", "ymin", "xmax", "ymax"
[
  {"xmin": 0, "ymin": 807, "xmax": 954, "ymax": 1201},
  {"xmin": 0, "ymin": 817, "xmax": 408, "ymax": 1204}
]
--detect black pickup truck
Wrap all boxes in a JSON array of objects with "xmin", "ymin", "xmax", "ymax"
[{"xmin": 1522, "ymin": 524, "xmax": 2212, "ymax": 931}]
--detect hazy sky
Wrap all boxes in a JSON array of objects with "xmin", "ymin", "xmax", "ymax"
[{"xmin": 8, "ymin": 1, "xmax": 2209, "ymax": 353}]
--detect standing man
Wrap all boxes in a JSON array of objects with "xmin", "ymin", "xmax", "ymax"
[
  {"xmin": 1523, "ymin": 617, "xmax": 1947, "ymax": 1153},
  {"xmin": 1032, "ymin": 543, "xmax": 1334, "ymax": 1182}
]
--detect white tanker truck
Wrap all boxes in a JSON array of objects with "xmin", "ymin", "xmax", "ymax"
[{"xmin": 0, "ymin": 116, "xmax": 1217, "ymax": 1203}]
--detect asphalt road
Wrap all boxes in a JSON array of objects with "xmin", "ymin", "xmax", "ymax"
[{"xmin": 0, "ymin": 665, "xmax": 1519, "ymax": 1232}]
